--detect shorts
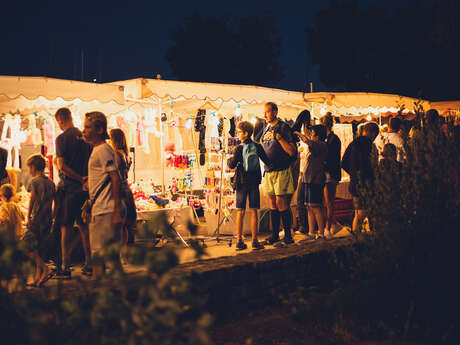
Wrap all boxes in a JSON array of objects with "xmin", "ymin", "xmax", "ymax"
[
  {"xmin": 304, "ymin": 183, "xmax": 324, "ymax": 206},
  {"xmin": 263, "ymin": 168, "xmax": 294, "ymax": 196},
  {"xmin": 22, "ymin": 224, "xmax": 50, "ymax": 253},
  {"xmin": 89, "ymin": 213, "xmax": 122, "ymax": 256},
  {"xmin": 55, "ymin": 186, "xmax": 88, "ymax": 227},
  {"xmin": 236, "ymin": 184, "xmax": 260, "ymax": 209}
]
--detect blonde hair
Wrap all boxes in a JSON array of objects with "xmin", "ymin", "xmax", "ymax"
[{"xmin": 110, "ymin": 128, "xmax": 129, "ymax": 157}]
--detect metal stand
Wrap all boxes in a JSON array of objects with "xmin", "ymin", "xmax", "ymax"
[{"xmin": 202, "ymin": 149, "xmax": 234, "ymax": 247}]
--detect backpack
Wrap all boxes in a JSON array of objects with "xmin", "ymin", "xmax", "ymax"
[{"xmin": 242, "ymin": 142, "xmax": 260, "ymax": 172}]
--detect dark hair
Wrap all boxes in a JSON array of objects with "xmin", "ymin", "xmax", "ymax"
[
  {"xmin": 364, "ymin": 122, "xmax": 380, "ymax": 136},
  {"xmin": 110, "ymin": 128, "xmax": 129, "ymax": 157},
  {"xmin": 0, "ymin": 184, "xmax": 15, "ymax": 202},
  {"xmin": 426, "ymin": 109, "xmax": 440, "ymax": 126},
  {"xmin": 312, "ymin": 124, "xmax": 327, "ymax": 141},
  {"xmin": 237, "ymin": 121, "xmax": 254, "ymax": 138},
  {"xmin": 389, "ymin": 117, "xmax": 401, "ymax": 132},
  {"xmin": 85, "ymin": 111, "xmax": 109, "ymax": 140},
  {"xmin": 55, "ymin": 107, "xmax": 72, "ymax": 123},
  {"xmin": 27, "ymin": 154, "xmax": 46, "ymax": 172},
  {"xmin": 382, "ymin": 143, "xmax": 397, "ymax": 160},
  {"xmin": 265, "ymin": 102, "xmax": 278, "ymax": 113},
  {"xmin": 322, "ymin": 113, "xmax": 334, "ymax": 130}
]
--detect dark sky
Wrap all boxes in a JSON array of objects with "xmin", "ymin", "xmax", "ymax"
[{"xmin": 1, "ymin": 0, "xmax": 410, "ymax": 92}]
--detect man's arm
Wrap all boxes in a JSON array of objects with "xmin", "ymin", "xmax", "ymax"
[
  {"xmin": 109, "ymin": 170, "xmax": 122, "ymax": 225},
  {"xmin": 56, "ymin": 157, "xmax": 84, "ymax": 183},
  {"xmin": 275, "ymin": 133, "xmax": 296, "ymax": 157},
  {"xmin": 256, "ymin": 143, "xmax": 271, "ymax": 167}
]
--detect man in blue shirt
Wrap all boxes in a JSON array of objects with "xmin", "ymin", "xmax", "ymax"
[{"xmin": 261, "ymin": 102, "xmax": 297, "ymax": 245}]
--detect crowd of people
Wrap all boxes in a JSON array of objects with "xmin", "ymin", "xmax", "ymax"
[
  {"xmin": 0, "ymin": 102, "xmax": 452, "ymax": 285},
  {"xmin": 0, "ymin": 108, "xmax": 136, "ymax": 285},
  {"xmin": 228, "ymin": 103, "xmax": 451, "ymax": 250}
]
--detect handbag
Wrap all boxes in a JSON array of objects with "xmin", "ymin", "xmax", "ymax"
[{"xmin": 81, "ymin": 176, "xmax": 111, "ymax": 225}]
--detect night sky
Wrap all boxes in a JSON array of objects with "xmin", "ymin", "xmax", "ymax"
[{"xmin": 1, "ymin": 0, "xmax": 411, "ymax": 92}]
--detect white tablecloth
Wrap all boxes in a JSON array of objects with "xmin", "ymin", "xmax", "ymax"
[{"xmin": 137, "ymin": 206, "xmax": 195, "ymax": 235}]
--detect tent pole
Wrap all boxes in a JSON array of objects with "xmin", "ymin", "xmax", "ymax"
[{"xmin": 158, "ymin": 101, "xmax": 165, "ymax": 196}]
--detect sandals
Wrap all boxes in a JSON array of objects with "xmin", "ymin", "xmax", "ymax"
[{"xmin": 37, "ymin": 271, "xmax": 55, "ymax": 287}]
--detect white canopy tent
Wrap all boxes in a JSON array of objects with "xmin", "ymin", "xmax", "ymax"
[
  {"xmin": 0, "ymin": 75, "xmax": 126, "ymax": 116},
  {"xmin": 110, "ymin": 78, "xmax": 430, "ymax": 120}
]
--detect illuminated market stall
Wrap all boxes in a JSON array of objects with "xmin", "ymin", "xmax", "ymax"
[{"xmin": 0, "ymin": 75, "xmax": 432, "ymax": 238}]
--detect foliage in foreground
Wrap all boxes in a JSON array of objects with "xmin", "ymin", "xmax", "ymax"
[
  {"xmin": 285, "ymin": 112, "xmax": 460, "ymax": 344},
  {"xmin": 0, "ymin": 212, "xmax": 212, "ymax": 345}
]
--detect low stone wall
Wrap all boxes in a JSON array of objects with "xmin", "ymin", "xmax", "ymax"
[{"xmin": 173, "ymin": 238, "xmax": 353, "ymax": 321}]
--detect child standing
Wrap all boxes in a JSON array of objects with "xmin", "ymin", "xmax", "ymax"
[
  {"xmin": 0, "ymin": 184, "xmax": 24, "ymax": 241},
  {"xmin": 22, "ymin": 155, "xmax": 56, "ymax": 287},
  {"xmin": 228, "ymin": 121, "xmax": 271, "ymax": 250},
  {"xmin": 294, "ymin": 125, "xmax": 329, "ymax": 240}
]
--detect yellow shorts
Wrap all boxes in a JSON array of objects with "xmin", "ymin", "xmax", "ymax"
[{"xmin": 263, "ymin": 168, "xmax": 295, "ymax": 196}]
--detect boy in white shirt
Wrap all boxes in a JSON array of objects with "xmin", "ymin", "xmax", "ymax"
[
  {"xmin": 374, "ymin": 117, "xmax": 405, "ymax": 162},
  {"xmin": 82, "ymin": 111, "xmax": 124, "ymax": 280}
]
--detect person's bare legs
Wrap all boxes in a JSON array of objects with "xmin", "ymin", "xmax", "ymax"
[
  {"xmin": 61, "ymin": 225, "xmax": 71, "ymax": 269},
  {"xmin": 236, "ymin": 209, "xmax": 245, "ymax": 242},
  {"xmin": 26, "ymin": 252, "xmax": 42, "ymax": 285},
  {"xmin": 307, "ymin": 206, "xmax": 316, "ymax": 236},
  {"xmin": 249, "ymin": 209, "xmax": 258, "ymax": 242},
  {"xmin": 77, "ymin": 224, "xmax": 91, "ymax": 265},
  {"xmin": 275, "ymin": 195, "xmax": 288, "ymax": 212},
  {"xmin": 92, "ymin": 265, "xmax": 104, "ymax": 280},
  {"xmin": 36, "ymin": 254, "xmax": 52, "ymax": 286},
  {"xmin": 352, "ymin": 209, "xmax": 366, "ymax": 234},
  {"xmin": 120, "ymin": 227, "xmax": 129, "ymax": 264},
  {"xmin": 312, "ymin": 206, "xmax": 325, "ymax": 237},
  {"xmin": 323, "ymin": 182, "xmax": 338, "ymax": 233},
  {"xmin": 27, "ymin": 251, "xmax": 51, "ymax": 286}
]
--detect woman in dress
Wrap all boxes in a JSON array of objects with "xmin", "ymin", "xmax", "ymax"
[{"xmin": 110, "ymin": 129, "xmax": 137, "ymax": 263}]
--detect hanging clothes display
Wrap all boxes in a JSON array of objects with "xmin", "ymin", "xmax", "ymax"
[
  {"xmin": 1, "ymin": 115, "xmax": 26, "ymax": 170},
  {"xmin": 23, "ymin": 114, "xmax": 43, "ymax": 146},
  {"xmin": 43, "ymin": 116, "xmax": 56, "ymax": 156}
]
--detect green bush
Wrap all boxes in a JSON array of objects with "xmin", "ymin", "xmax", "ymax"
[
  {"xmin": 0, "ymin": 212, "xmax": 211, "ymax": 345},
  {"xmin": 285, "ymin": 110, "xmax": 460, "ymax": 344}
]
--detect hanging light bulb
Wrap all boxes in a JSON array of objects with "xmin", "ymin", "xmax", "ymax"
[
  {"xmin": 366, "ymin": 113, "xmax": 372, "ymax": 121},
  {"xmin": 320, "ymin": 107, "xmax": 326, "ymax": 116}
]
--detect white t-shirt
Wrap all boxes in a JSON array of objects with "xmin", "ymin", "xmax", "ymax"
[
  {"xmin": 374, "ymin": 132, "xmax": 405, "ymax": 162},
  {"xmin": 88, "ymin": 143, "xmax": 118, "ymax": 216}
]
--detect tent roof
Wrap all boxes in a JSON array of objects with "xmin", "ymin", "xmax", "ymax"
[
  {"xmin": 110, "ymin": 78, "xmax": 430, "ymax": 118},
  {"xmin": 431, "ymin": 100, "xmax": 460, "ymax": 114},
  {"xmin": 0, "ymin": 76, "xmax": 125, "ymax": 115}
]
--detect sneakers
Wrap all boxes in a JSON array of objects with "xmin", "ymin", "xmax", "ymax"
[
  {"xmin": 315, "ymin": 234, "xmax": 325, "ymax": 240},
  {"xmin": 236, "ymin": 240, "xmax": 248, "ymax": 251},
  {"xmin": 264, "ymin": 236, "xmax": 281, "ymax": 245},
  {"xmin": 283, "ymin": 236, "xmax": 294, "ymax": 245},
  {"xmin": 252, "ymin": 239, "xmax": 264, "ymax": 250},
  {"xmin": 299, "ymin": 233, "xmax": 316, "ymax": 244},
  {"xmin": 54, "ymin": 267, "xmax": 71, "ymax": 280},
  {"xmin": 324, "ymin": 230, "xmax": 333, "ymax": 239}
]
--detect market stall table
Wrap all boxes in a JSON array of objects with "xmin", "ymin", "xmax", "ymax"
[{"xmin": 136, "ymin": 206, "xmax": 196, "ymax": 237}]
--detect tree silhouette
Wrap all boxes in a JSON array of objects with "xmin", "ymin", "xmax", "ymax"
[
  {"xmin": 166, "ymin": 12, "xmax": 284, "ymax": 85},
  {"xmin": 308, "ymin": 0, "xmax": 460, "ymax": 100}
]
